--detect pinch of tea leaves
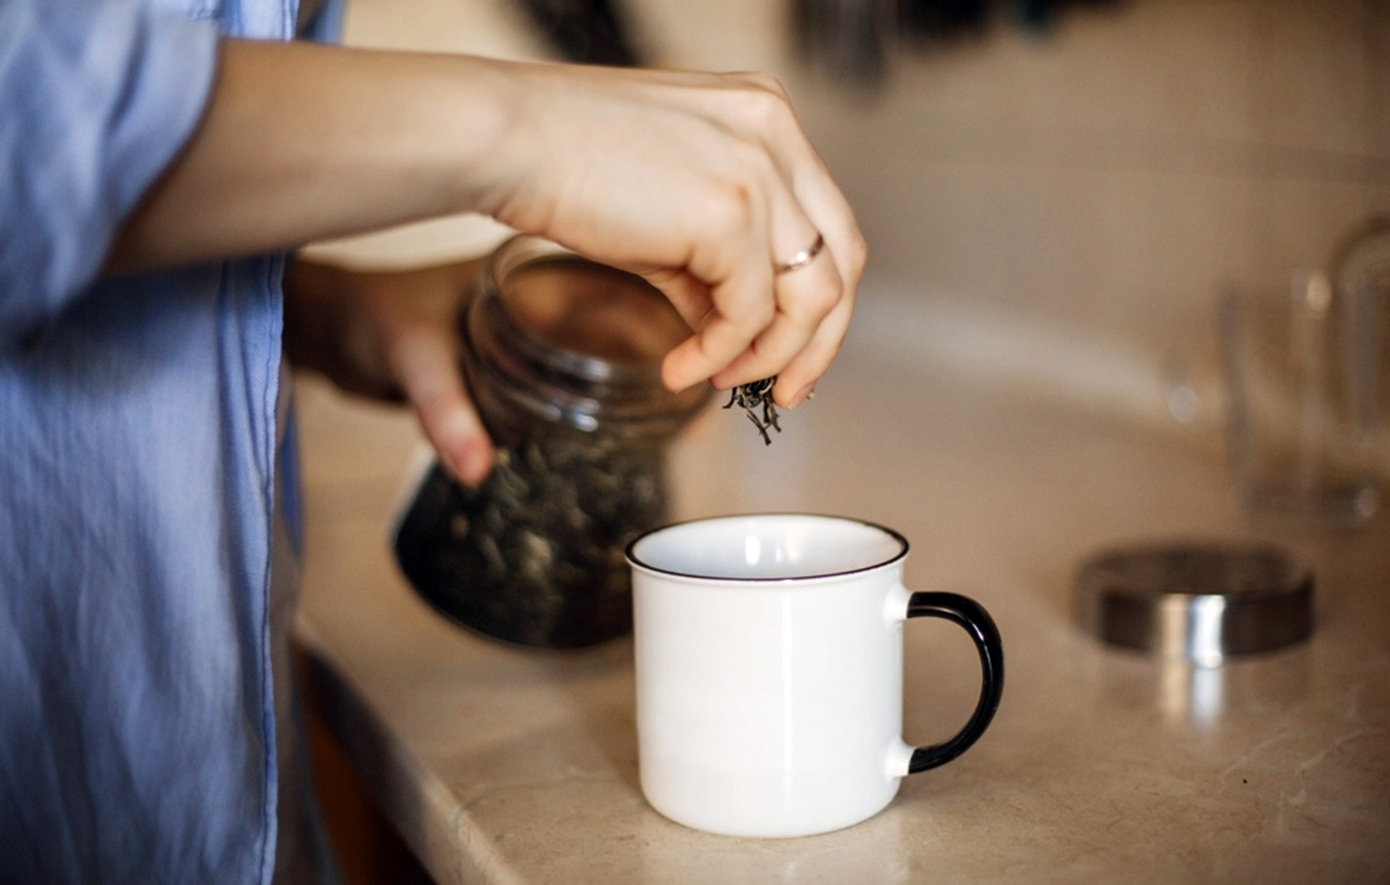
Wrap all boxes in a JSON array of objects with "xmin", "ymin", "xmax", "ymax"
[{"xmin": 723, "ymin": 377, "xmax": 781, "ymax": 445}]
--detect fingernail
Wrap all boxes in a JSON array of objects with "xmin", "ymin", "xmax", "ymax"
[
  {"xmin": 790, "ymin": 382, "xmax": 816, "ymax": 408},
  {"xmin": 448, "ymin": 437, "xmax": 493, "ymax": 487}
]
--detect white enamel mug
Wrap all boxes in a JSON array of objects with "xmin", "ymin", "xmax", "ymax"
[{"xmin": 626, "ymin": 514, "xmax": 1005, "ymax": 838}]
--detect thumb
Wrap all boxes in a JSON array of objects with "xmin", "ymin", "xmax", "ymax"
[{"xmin": 387, "ymin": 325, "xmax": 494, "ymax": 486}]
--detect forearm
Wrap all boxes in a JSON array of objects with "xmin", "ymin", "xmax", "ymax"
[
  {"xmin": 108, "ymin": 40, "xmax": 520, "ymax": 274},
  {"xmin": 107, "ymin": 39, "xmax": 863, "ymax": 402}
]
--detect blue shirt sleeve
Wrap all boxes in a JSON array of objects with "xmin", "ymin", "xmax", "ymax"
[{"xmin": 0, "ymin": 0, "xmax": 219, "ymax": 350}]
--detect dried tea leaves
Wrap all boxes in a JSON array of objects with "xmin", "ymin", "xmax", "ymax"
[
  {"xmin": 724, "ymin": 376, "xmax": 781, "ymax": 445},
  {"xmin": 394, "ymin": 429, "xmax": 667, "ymax": 648}
]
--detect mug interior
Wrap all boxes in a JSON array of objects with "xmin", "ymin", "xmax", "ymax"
[{"xmin": 627, "ymin": 514, "xmax": 906, "ymax": 581}]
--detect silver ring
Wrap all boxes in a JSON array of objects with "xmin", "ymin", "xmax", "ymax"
[{"xmin": 775, "ymin": 232, "xmax": 825, "ymax": 275}]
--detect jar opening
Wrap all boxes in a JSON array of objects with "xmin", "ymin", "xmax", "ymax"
[
  {"xmin": 466, "ymin": 236, "xmax": 710, "ymax": 434},
  {"xmin": 500, "ymin": 256, "xmax": 691, "ymax": 367}
]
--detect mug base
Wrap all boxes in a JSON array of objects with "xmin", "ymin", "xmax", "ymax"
[{"xmin": 642, "ymin": 784, "xmax": 899, "ymax": 839}]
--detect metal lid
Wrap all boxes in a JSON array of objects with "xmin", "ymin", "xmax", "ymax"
[{"xmin": 1074, "ymin": 540, "xmax": 1314, "ymax": 667}]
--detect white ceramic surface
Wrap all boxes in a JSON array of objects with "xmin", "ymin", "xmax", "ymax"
[{"xmin": 629, "ymin": 514, "xmax": 923, "ymax": 838}]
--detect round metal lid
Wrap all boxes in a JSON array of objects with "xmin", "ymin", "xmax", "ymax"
[{"xmin": 1074, "ymin": 540, "xmax": 1314, "ymax": 667}]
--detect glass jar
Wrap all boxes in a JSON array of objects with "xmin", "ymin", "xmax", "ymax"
[{"xmin": 393, "ymin": 235, "xmax": 709, "ymax": 648}]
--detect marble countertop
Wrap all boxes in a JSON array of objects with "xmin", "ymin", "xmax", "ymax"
[{"xmin": 294, "ymin": 348, "xmax": 1390, "ymax": 883}]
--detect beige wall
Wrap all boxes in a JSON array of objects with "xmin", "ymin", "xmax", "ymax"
[
  {"xmin": 329, "ymin": 0, "xmax": 1390, "ymax": 432},
  {"xmin": 782, "ymin": 1, "xmax": 1390, "ymax": 429}
]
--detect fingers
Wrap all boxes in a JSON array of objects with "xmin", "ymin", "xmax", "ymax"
[
  {"xmin": 384, "ymin": 316, "xmax": 495, "ymax": 487},
  {"xmin": 657, "ymin": 216, "xmax": 857, "ymax": 401},
  {"xmin": 284, "ymin": 257, "xmax": 498, "ymax": 486},
  {"xmin": 768, "ymin": 274, "xmax": 857, "ymax": 406},
  {"xmin": 765, "ymin": 185, "xmax": 866, "ymax": 407},
  {"xmin": 664, "ymin": 76, "xmax": 863, "ymax": 400},
  {"xmin": 750, "ymin": 87, "xmax": 866, "ymax": 405},
  {"xmin": 665, "ymin": 175, "xmax": 861, "ymax": 402},
  {"xmin": 704, "ymin": 237, "xmax": 839, "ymax": 386},
  {"xmin": 495, "ymin": 62, "xmax": 863, "ymax": 398},
  {"xmin": 658, "ymin": 224, "xmax": 777, "ymax": 393},
  {"xmin": 662, "ymin": 150, "xmax": 849, "ymax": 394}
]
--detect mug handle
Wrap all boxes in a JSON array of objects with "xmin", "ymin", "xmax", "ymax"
[{"xmin": 904, "ymin": 591, "xmax": 1005, "ymax": 774}]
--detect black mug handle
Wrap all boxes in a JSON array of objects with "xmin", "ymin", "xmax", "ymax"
[{"xmin": 904, "ymin": 591, "xmax": 1005, "ymax": 774}]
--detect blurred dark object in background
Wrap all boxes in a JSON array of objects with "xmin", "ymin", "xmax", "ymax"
[
  {"xmin": 792, "ymin": 0, "xmax": 895, "ymax": 87},
  {"xmin": 510, "ymin": 1, "xmax": 1125, "ymax": 81},
  {"xmin": 513, "ymin": 0, "xmax": 643, "ymax": 66},
  {"xmin": 998, "ymin": 0, "xmax": 1128, "ymax": 34},
  {"xmin": 896, "ymin": 0, "xmax": 990, "ymax": 42},
  {"xmin": 794, "ymin": 0, "xmax": 1129, "ymax": 88}
]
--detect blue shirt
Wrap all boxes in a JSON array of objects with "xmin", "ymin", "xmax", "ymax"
[{"xmin": 0, "ymin": 1, "xmax": 318, "ymax": 881}]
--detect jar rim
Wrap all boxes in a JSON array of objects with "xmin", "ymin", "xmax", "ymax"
[
  {"xmin": 466, "ymin": 235, "xmax": 710, "ymax": 429},
  {"xmin": 480, "ymin": 236, "xmax": 676, "ymax": 388}
]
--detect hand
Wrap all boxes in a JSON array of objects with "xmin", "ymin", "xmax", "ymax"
[
  {"xmin": 109, "ymin": 43, "xmax": 864, "ymax": 408},
  {"xmin": 479, "ymin": 64, "xmax": 866, "ymax": 408},
  {"xmin": 282, "ymin": 257, "xmax": 495, "ymax": 486}
]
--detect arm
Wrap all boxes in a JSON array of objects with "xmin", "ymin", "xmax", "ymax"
[
  {"xmin": 109, "ymin": 41, "xmax": 865, "ymax": 406},
  {"xmin": 108, "ymin": 41, "xmax": 511, "ymax": 277}
]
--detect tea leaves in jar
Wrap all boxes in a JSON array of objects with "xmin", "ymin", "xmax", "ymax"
[
  {"xmin": 395, "ymin": 429, "xmax": 667, "ymax": 648},
  {"xmin": 392, "ymin": 236, "xmax": 708, "ymax": 649}
]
